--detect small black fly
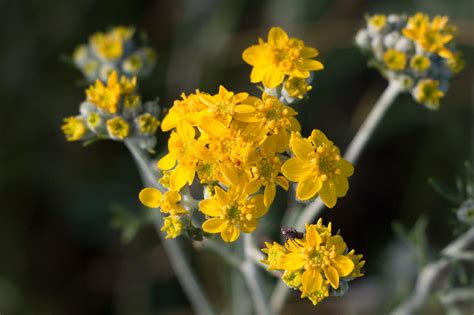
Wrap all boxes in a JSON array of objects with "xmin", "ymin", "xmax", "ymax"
[{"xmin": 281, "ymin": 227, "xmax": 304, "ymax": 240}]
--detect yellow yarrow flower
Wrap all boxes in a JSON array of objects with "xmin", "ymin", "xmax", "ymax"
[
  {"xmin": 61, "ymin": 116, "xmax": 87, "ymax": 141},
  {"xmin": 139, "ymin": 187, "xmax": 188, "ymax": 216},
  {"xmin": 161, "ymin": 91, "xmax": 208, "ymax": 132},
  {"xmin": 403, "ymin": 14, "xmax": 454, "ymax": 58},
  {"xmin": 410, "ymin": 54, "xmax": 431, "ymax": 72},
  {"xmin": 89, "ymin": 26, "xmax": 135, "ymax": 61},
  {"xmin": 242, "ymin": 27, "xmax": 323, "ymax": 88},
  {"xmin": 261, "ymin": 242, "xmax": 287, "ymax": 270},
  {"xmin": 446, "ymin": 52, "xmax": 465, "ymax": 74},
  {"xmin": 199, "ymin": 167, "xmax": 267, "ymax": 242},
  {"xmin": 282, "ymin": 130, "xmax": 353, "ymax": 208},
  {"xmin": 161, "ymin": 216, "xmax": 184, "ymax": 239},
  {"xmin": 86, "ymin": 71, "xmax": 121, "ymax": 113},
  {"xmin": 383, "ymin": 49, "xmax": 407, "ymax": 71},
  {"xmin": 106, "ymin": 117, "xmax": 129, "ymax": 140},
  {"xmin": 414, "ymin": 79, "xmax": 444, "ymax": 109},
  {"xmin": 251, "ymin": 153, "xmax": 289, "ymax": 206}
]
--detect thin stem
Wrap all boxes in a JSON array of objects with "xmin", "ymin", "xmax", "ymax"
[
  {"xmin": 390, "ymin": 227, "xmax": 474, "ymax": 315},
  {"xmin": 242, "ymin": 234, "xmax": 274, "ymax": 315},
  {"xmin": 124, "ymin": 139, "xmax": 216, "ymax": 315},
  {"xmin": 195, "ymin": 238, "xmax": 243, "ymax": 269},
  {"xmin": 271, "ymin": 81, "xmax": 402, "ymax": 314}
]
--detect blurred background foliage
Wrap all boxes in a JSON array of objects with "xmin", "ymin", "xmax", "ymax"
[{"xmin": 0, "ymin": 0, "xmax": 472, "ymax": 314}]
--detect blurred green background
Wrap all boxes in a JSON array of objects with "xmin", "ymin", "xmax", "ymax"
[{"xmin": 0, "ymin": 0, "xmax": 472, "ymax": 314}]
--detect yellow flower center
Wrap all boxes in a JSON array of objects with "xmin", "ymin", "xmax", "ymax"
[
  {"xmin": 309, "ymin": 147, "xmax": 341, "ymax": 182},
  {"xmin": 255, "ymin": 98, "xmax": 292, "ymax": 134}
]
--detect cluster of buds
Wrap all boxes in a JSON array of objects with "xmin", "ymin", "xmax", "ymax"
[
  {"xmin": 72, "ymin": 26, "xmax": 156, "ymax": 82},
  {"xmin": 356, "ymin": 13, "xmax": 464, "ymax": 109},
  {"xmin": 62, "ymin": 71, "xmax": 160, "ymax": 151}
]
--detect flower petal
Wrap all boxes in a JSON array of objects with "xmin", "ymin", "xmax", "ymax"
[
  {"xmin": 139, "ymin": 187, "xmax": 162, "ymax": 208},
  {"xmin": 268, "ymin": 27, "xmax": 289, "ymax": 48},
  {"xmin": 240, "ymin": 220, "xmax": 257, "ymax": 233},
  {"xmin": 291, "ymin": 137, "xmax": 314, "ymax": 160},
  {"xmin": 263, "ymin": 68, "xmax": 285, "ymax": 88},
  {"xmin": 202, "ymin": 218, "xmax": 225, "ymax": 233},
  {"xmin": 281, "ymin": 157, "xmax": 309, "ymax": 182},
  {"xmin": 301, "ymin": 269, "xmax": 322, "ymax": 293},
  {"xmin": 221, "ymin": 225, "xmax": 240, "ymax": 242},
  {"xmin": 264, "ymin": 184, "xmax": 276, "ymax": 207},
  {"xmin": 324, "ymin": 266, "xmax": 340, "ymax": 289},
  {"xmin": 275, "ymin": 176, "xmax": 289, "ymax": 191},
  {"xmin": 319, "ymin": 181, "xmax": 337, "ymax": 208},
  {"xmin": 333, "ymin": 255, "xmax": 355, "ymax": 277},
  {"xmin": 305, "ymin": 225, "xmax": 321, "ymax": 247},
  {"xmin": 199, "ymin": 199, "xmax": 221, "ymax": 217},
  {"xmin": 280, "ymin": 252, "xmax": 306, "ymax": 270},
  {"xmin": 296, "ymin": 175, "xmax": 322, "ymax": 201},
  {"xmin": 157, "ymin": 153, "xmax": 176, "ymax": 170},
  {"xmin": 326, "ymin": 235, "xmax": 347, "ymax": 254},
  {"xmin": 299, "ymin": 59, "xmax": 324, "ymax": 71}
]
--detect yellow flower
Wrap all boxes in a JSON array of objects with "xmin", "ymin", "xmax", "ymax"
[
  {"xmin": 199, "ymin": 85, "xmax": 249, "ymax": 125},
  {"xmin": 235, "ymin": 93, "xmax": 301, "ymax": 137},
  {"xmin": 281, "ymin": 130, "xmax": 353, "ymax": 208},
  {"xmin": 261, "ymin": 221, "xmax": 362, "ymax": 305},
  {"xmin": 86, "ymin": 71, "xmax": 122, "ymax": 113},
  {"xmin": 402, "ymin": 14, "xmax": 454, "ymax": 58},
  {"xmin": 139, "ymin": 187, "xmax": 188, "ymax": 216},
  {"xmin": 242, "ymin": 27, "xmax": 323, "ymax": 88},
  {"xmin": 367, "ymin": 14, "xmax": 387, "ymax": 31},
  {"xmin": 89, "ymin": 26, "xmax": 135, "ymax": 61},
  {"xmin": 161, "ymin": 216, "xmax": 184, "ymax": 239},
  {"xmin": 261, "ymin": 242, "xmax": 287, "ymax": 270},
  {"xmin": 61, "ymin": 116, "xmax": 87, "ymax": 141},
  {"xmin": 284, "ymin": 76, "xmax": 312, "ymax": 99},
  {"xmin": 157, "ymin": 123, "xmax": 199, "ymax": 191},
  {"xmin": 410, "ymin": 54, "xmax": 431, "ymax": 72},
  {"xmin": 383, "ymin": 49, "xmax": 407, "ymax": 71},
  {"xmin": 106, "ymin": 117, "xmax": 129, "ymax": 140},
  {"xmin": 446, "ymin": 52, "xmax": 465, "ymax": 74},
  {"xmin": 251, "ymin": 153, "xmax": 289, "ymax": 206},
  {"xmin": 414, "ymin": 79, "xmax": 444, "ymax": 109},
  {"xmin": 161, "ymin": 91, "xmax": 208, "ymax": 132},
  {"xmin": 199, "ymin": 167, "xmax": 267, "ymax": 242},
  {"xmin": 280, "ymin": 224, "xmax": 354, "ymax": 292},
  {"xmin": 137, "ymin": 113, "xmax": 160, "ymax": 135}
]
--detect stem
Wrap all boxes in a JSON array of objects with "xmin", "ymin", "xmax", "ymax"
[
  {"xmin": 390, "ymin": 227, "xmax": 474, "ymax": 315},
  {"xmin": 271, "ymin": 81, "xmax": 402, "ymax": 314},
  {"xmin": 241, "ymin": 234, "xmax": 273, "ymax": 315},
  {"xmin": 124, "ymin": 139, "xmax": 216, "ymax": 315}
]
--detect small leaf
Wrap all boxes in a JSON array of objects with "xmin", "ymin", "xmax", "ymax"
[{"xmin": 428, "ymin": 177, "xmax": 463, "ymax": 203}]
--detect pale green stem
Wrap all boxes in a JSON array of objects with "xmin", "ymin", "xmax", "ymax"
[
  {"xmin": 270, "ymin": 80, "xmax": 403, "ymax": 314},
  {"xmin": 124, "ymin": 139, "xmax": 216, "ymax": 315},
  {"xmin": 390, "ymin": 227, "xmax": 474, "ymax": 315},
  {"xmin": 241, "ymin": 234, "xmax": 274, "ymax": 315}
]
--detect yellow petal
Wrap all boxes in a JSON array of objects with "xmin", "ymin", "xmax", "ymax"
[
  {"xmin": 214, "ymin": 186, "xmax": 230, "ymax": 204},
  {"xmin": 334, "ymin": 177, "xmax": 349, "ymax": 197},
  {"xmin": 161, "ymin": 111, "xmax": 180, "ymax": 131},
  {"xmin": 176, "ymin": 119, "xmax": 195, "ymax": 140},
  {"xmin": 299, "ymin": 59, "xmax": 324, "ymax": 71},
  {"xmin": 296, "ymin": 176, "xmax": 322, "ymax": 201},
  {"xmin": 337, "ymin": 159, "xmax": 354, "ymax": 176},
  {"xmin": 263, "ymin": 68, "xmax": 285, "ymax": 88},
  {"xmin": 170, "ymin": 165, "xmax": 194, "ymax": 191},
  {"xmin": 221, "ymin": 225, "xmax": 240, "ymax": 242},
  {"xmin": 234, "ymin": 105, "xmax": 256, "ymax": 114},
  {"xmin": 264, "ymin": 184, "xmax": 276, "ymax": 207},
  {"xmin": 199, "ymin": 199, "xmax": 221, "ymax": 217},
  {"xmin": 199, "ymin": 117, "xmax": 226, "ymax": 137},
  {"xmin": 290, "ymin": 137, "xmax": 314, "ymax": 160},
  {"xmin": 250, "ymin": 195, "xmax": 268, "ymax": 218},
  {"xmin": 139, "ymin": 187, "xmax": 162, "ymax": 208},
  {"xmin": 319, "ymin": 181, "xmax": 337, "ymax": 208},
  {"xmin": 333, "ymin": 255, "xmax": 355, "ymax": 277},
  {"xmin": 240, "ymin": 220, "xmax": 257, "ymax": 233},
  {"xmin": 300, "ymin": 47, "xmax": 319, "ymax": 58},
  {"xmin": 275, "ymin": 176, "xmax": 289, "ymax": 191},
  {"xmin": 268, "ymin": 27, "xmax": 289, "ymax": 48},
  {"xmin": 245, "ymin": 179, "xmax": 261, "ymax": 196},
  {"xmin": 301, "ymin": 269, "xmax": 322, "ymax": 293},
  {"xmin": 281, "ymin": 157, "xmax": 309, "ymax": 182},
  {"xmin": 163, "ymin": 190, "xmax": 181, "ymax": 203},
  {"xmin": 157, "ymin": 153, "xmax": 176, "ymax": 170},
  {"xmin": 305, "ymin": 225, "xmax": 321, "ymax": 247},
  {"xmin": 250, "ymin": 66, "xmax": 265, "ymax": 83},
  {"xmin": 242, "ymin": 45, "xmax": 269, "ymax": 66},
  {"xmin": 326, "ymin": 235, "xmax": 347, "ymax": 254},
  {"xmin": 219, "ymin": 163, "xmax": 239, "ymax": 187},
  {"xmin": 324, "ymin": 266, "xmax": 340, "ymax": 289},
  {"xmin": 202, "ymin": 218, "xmax": 225, "ymax": 233},
  {"xmin": 280, "ymin": 252, "xmax": 306, "ymax": 270}
]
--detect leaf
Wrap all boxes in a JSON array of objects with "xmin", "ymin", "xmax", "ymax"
[{"xmin": 110, "ymin": 203, "xmax": 143, "ymax": 243}]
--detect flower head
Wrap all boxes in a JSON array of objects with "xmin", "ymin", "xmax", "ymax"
[
  {"xmin": 261, "ymin": 220, "xmax": 364, "ymax": 305},
  {"xmin": 106, "ymin": 117, "xmax": 130, "ymax": 140},
  {"xmin": 61, "ymin": 116, "xmax": 87, "ymax": 141},
  {"xmin": 161, "ymin": 216, "xmax": 184, "ymax": 239},
  {"xmin": 413, "ymin": 79, "xmax": 444, "ymax": 110},
  {"xmin": 139, "ymin": 187, "xmax": 188, "ymax": 216},
  {"xmin": 282, "ymin": 130, "xmax": 354, "ymax": 208},
  {"xmin": 242, "ymin": 27, "xmax": 323, "ymax": 88},
  {"xmin": 383, "ymin": 49, "xmax": 407, "ymax": 70}
]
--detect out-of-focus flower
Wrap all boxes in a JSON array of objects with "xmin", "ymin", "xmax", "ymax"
[
  {"xmin": 61, "ymin": 116, "xmax": 88, "ymax": 141},
  {"xmin": 282, "ymin": 130, "xmax": 354, "ymax": 208},
  {"xmin": 72, "ymin": 26, "xmax": 156, "ymax": 82},
  {"xmin": 356, "ymin": 13, "xmax": 464, "ymax": 109},
  {"xmin": 261, "ymin": 219, "xmax": 364, "ymax": 305},
  {"xmin": 242, "ymin": 27, "xmax": 323, "ymax": 88},
  {"xmin": 457, "ymin": 199, "xmax": 474, "ymax": 226},
  {"xmin": 62, "ymin": 71, "xmax": 161, "ymax": 150},
  {"xmin": 161, "ymin": 216, "xmax": 184, "ymax": 239}
]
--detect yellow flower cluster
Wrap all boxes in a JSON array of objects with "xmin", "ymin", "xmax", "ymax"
[
  {"xmin": 242, "ymin": 27, "xmax": 323, "ymax": 92},
  {"xmin": 262, "ymin": 220, "xmax": 365, "ymax": 305},
  {"xmin": 89, "ymin": 26, "xmax": 135, "ymax": 61},
  {"xmin": 136, "ymin": 27, "xmax": 351, "ymax": 243},
  {"xmin": 357, "ymin": 13, "xmax": 464, "ymax": 110}
]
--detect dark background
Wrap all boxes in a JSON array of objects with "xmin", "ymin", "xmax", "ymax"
[{"xmin": 0, "ymin": 0, "xmax": 472, "ymax": 314}]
